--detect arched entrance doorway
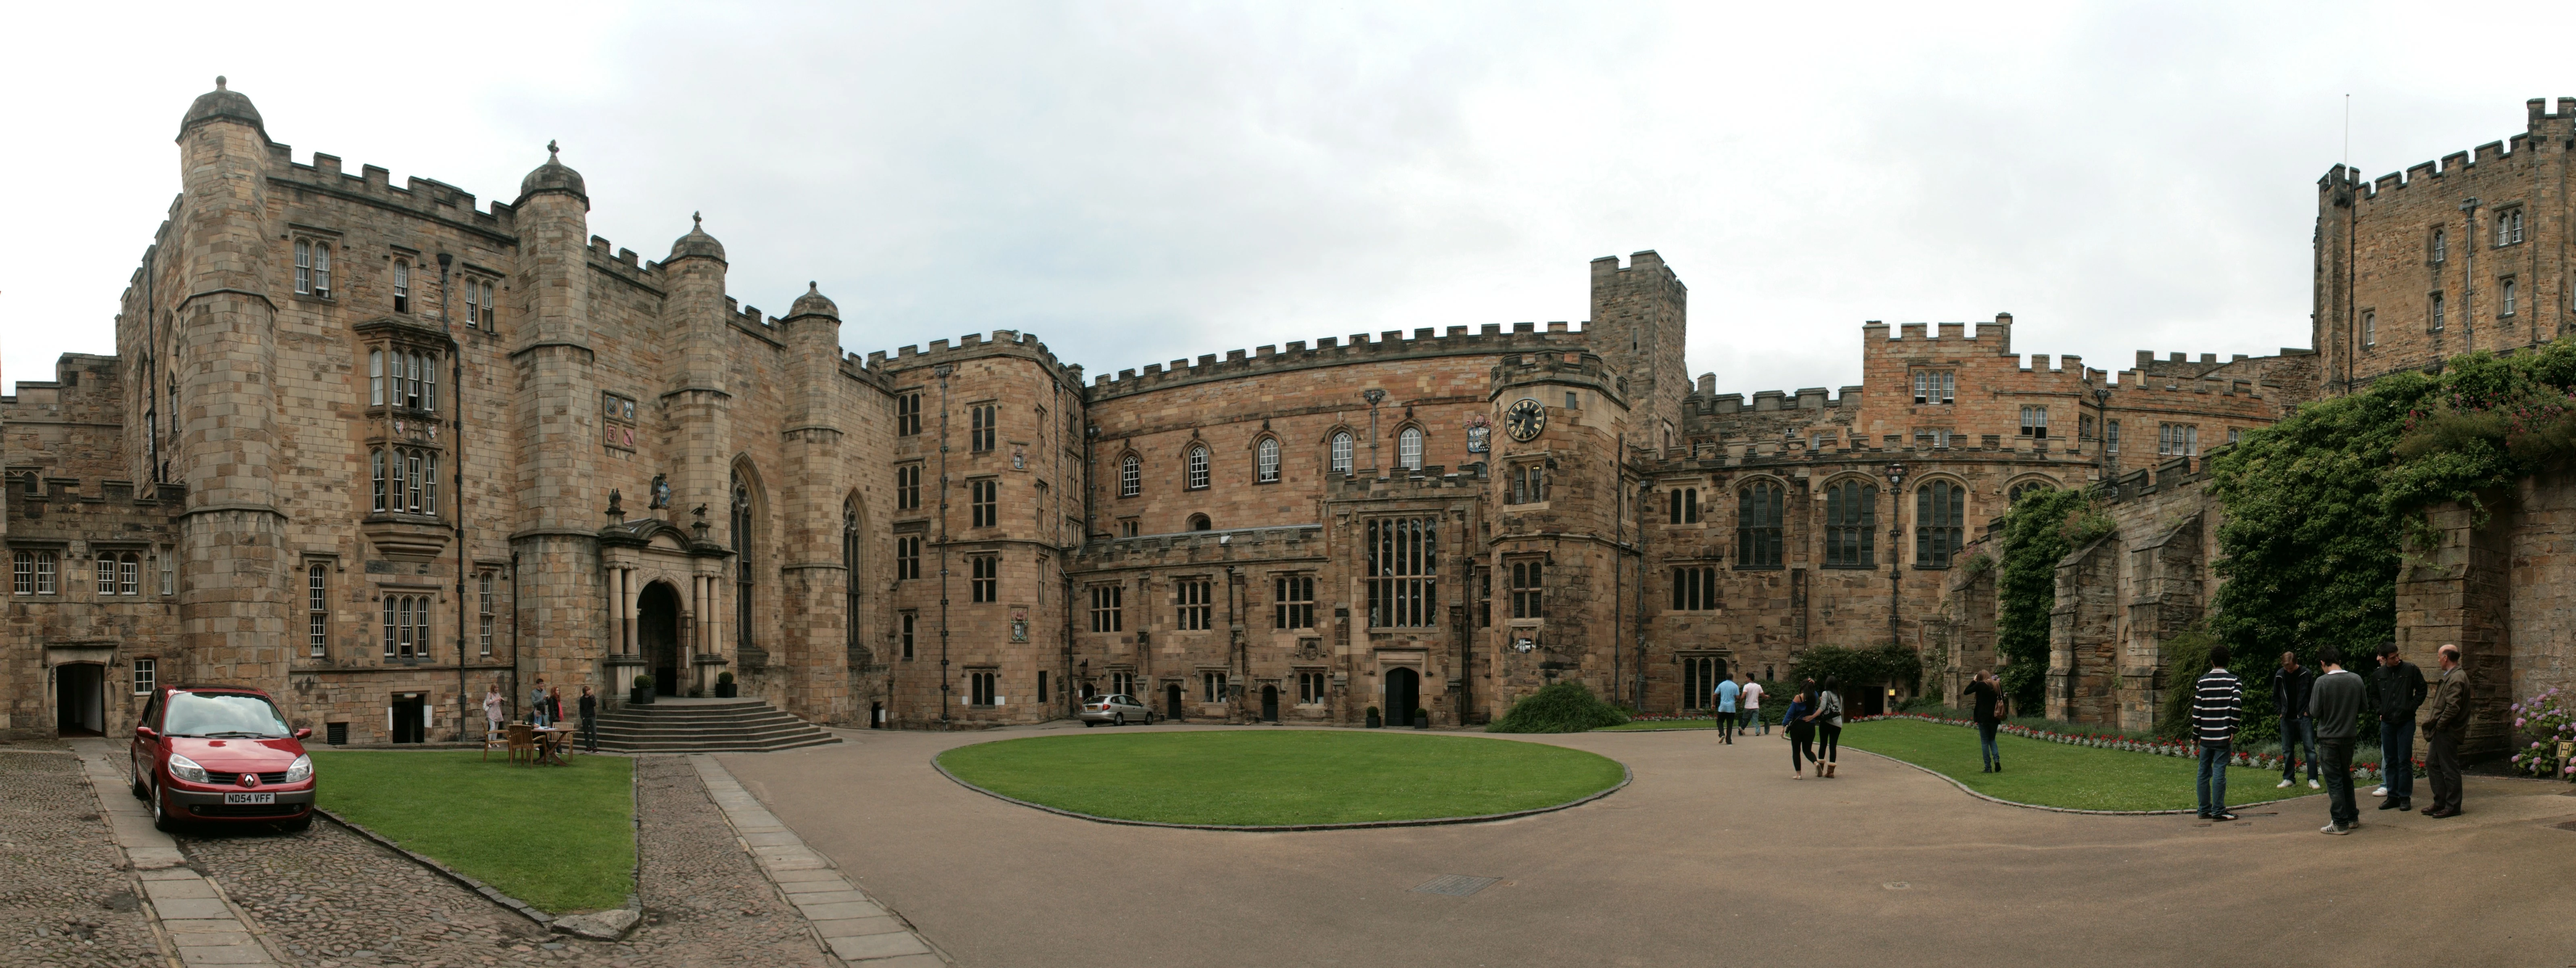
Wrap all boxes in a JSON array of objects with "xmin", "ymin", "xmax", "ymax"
[
  {"xmin": 1165, "ymin": 682, "xmax": 1185, "ymax": 722},
  {"xmin": 1261, "ymin": 684, "xmax": 1280, "ymax": 723},
  {"xmin": 54, "ymin": 663, "xmax": 105, "ymax": 736},
  {"xmin": 638, "ymin": 582, "xmax": 682, "ymax": 697},
  {"xmin": 1385, "ymin": 667, "xmax": 1420, "ymax": 728}
]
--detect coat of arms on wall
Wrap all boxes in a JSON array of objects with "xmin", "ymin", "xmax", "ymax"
[
  {"xmin": 1011, "ymin": 610, "xmax": 1029, "ymax": 643},
  {"xmin": 1462, "ymin": 413, "xmax": 1493, "ymax": 453}
]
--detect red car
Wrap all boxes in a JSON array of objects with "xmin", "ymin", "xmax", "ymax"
[{"xmin": 130, "ymin": 686, "xmax": 316, "ymax": 832}]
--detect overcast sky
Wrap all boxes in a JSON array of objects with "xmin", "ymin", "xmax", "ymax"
[{"xmin": 1, "ymin": 2, "xmax": 2565, "ymax": 396}]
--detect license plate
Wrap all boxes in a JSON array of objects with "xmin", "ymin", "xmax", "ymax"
[{"xmin": 223, "ymin": 793, "xmax": 276, "ymax": 805}]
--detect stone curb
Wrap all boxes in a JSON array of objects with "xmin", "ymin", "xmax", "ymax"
[
  {"xmin": 313, "ymin": 807, "xmax": 556, "ymax": 925},
  {"xmin": 1841, "ymin": 746, "xmax": 2322, "ymax": 816},
  {"xmin": 690, "ymin": 754, "xmax": 953, "ymax": 966},
  {"xmin": 930, "ymin": 741, "xmax": 1634, "ymax": 832},
  {"xmin": 63, "ymin": 739, "xmax": 284, "ymax": 968}
]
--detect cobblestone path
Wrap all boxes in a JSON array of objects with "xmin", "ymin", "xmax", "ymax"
[
  {"xmin": 0, "ymin": 745, "xmax": 166, "ymax": 968},
  {"xmin": 73, "ymin": 743, "xmax": 835, "ymax": 968}
]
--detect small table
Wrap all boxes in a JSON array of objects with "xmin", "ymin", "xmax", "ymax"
[{"xmin": 531, "ymin": 726, "xmax": 574, "ymax": 766}]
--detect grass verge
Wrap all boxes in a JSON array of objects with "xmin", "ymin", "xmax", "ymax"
[
  {"xmin": 311, "ymin": 751, "xmax": 634, "ymax": 912},
  {"xmin": 937, "ymin": 730, "xmax": 1625, "ymax": 826},
  {"xmin": 1837, "ymin": 718, "xmax": 2307, "ymax": 812}
]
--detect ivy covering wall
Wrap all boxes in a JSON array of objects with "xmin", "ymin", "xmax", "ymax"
[{"xmin": 1994, "ymin": 488, "xmax": 2112, "ymax": 711}]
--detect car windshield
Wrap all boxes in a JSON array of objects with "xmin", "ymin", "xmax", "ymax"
[{"xmin": 163, "ymin": 692, "xmax": 294, "ymax": 738}]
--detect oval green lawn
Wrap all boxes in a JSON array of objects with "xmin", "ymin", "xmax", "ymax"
[
  {"xmin": 936, "ymin": 730, "xmax": 1626, "ymax": 826},
  {"xmin": 1839, "ymin": 718, "xmax": 2309, "ymax": 812}
]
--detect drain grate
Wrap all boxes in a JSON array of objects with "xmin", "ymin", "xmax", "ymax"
[{"xmin": 1412, "ymin": 874, "xmax": 1501, "ymax": 897}]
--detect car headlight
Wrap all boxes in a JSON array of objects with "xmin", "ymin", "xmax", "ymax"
[
  {"xmin": 166, "ymin": 753, "xmax": 208, "ymax": 784},
  {"xmin": 283, "ymin": 754, "xmax": 313, "ymax": 784}
]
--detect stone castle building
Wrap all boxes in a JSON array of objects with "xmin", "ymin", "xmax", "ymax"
[{"xmin": 0, "ymin": 80, "xmax": 2344, "ymax": 745}]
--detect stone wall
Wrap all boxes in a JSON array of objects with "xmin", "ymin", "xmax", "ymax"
[{"xmin": 2395, "ymin": 472, "xmax": 2576, "ymax": 760}]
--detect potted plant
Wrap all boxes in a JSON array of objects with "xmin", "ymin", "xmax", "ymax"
[
  {"xmin": 1413, "ymin": 707, "xmax": 1430, "ymax": 729},
  {"xmin": 1365, "ymin": 705, "xmax": 1382, "ymax": 728},
  {"xmin": 631, "ymin": 674, "xmax": 654, "ymax": 706},
  {"xmin": 715, "ymin": 670, "xmax": 737, "ymax": 698}
]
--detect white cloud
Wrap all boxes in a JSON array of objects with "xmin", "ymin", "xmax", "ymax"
[{"xmin": 2, "ymin": 1, "xmax": 2566, "ymax": 398}]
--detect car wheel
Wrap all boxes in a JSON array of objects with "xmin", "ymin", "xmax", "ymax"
[
  {"xmin": 1083, "ymin": 720, "xmax": 1098, "ymax": 728},
  {"xmin": 1113, "ymin": 713, "xmax": 1125, "ymax": 726},
  {"xmin": 1145, "ymin": 712, "xmax": 1156, "ymax": 725},
  {"xmin": 149, "ymin": 779, "xmax": 179, "ymax": 834},
  {"xmin": 130, "ymin": 760, "xmax": 148, "ymax": 800}
]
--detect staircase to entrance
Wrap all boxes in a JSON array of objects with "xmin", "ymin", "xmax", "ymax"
[{"xmin": 595, "ymin": 698, "xmax": 843, "ymax": 753}]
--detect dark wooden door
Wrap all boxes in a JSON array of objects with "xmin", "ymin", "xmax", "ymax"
[
  {"xmin": 1165, "ymin": 683, "xmax": 1184, "ymax": 721},
  {"xmin": 391, "ymin": 694, "xmax": 425, "ymax": 744},
  {"xmin": 1386, "ymin": 668, "xmax": 1420, "ymax": 725},
  {"xmin": 1262, "ymin": 685, "xmax": 1280, "ymax": 722}
]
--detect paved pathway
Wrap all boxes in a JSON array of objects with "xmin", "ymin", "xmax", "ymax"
[
  {"xmin": 723, "ymin": 723, "xmax": 2576, "ymax": 968},
  {"xmin": 66, "ymin": 736, "xmax": 279, "ymax": 968},
  {"xmin": 690, "ymin": 755, "xmax": 947, "ymax": 966}
]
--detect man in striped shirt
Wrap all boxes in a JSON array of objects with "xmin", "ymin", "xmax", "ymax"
[{"xmin": 2193, "ymin": 644, "xmax": 2245, "ymax": 822}]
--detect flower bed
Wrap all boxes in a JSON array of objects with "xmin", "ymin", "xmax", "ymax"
[{"xmin": 1851, "ymin": 713, "xmax": 2422, "ymax": 783}]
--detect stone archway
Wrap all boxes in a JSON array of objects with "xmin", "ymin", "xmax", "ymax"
[
  {"xmin": 639, "ymin": 581, "xmax": 683, "ymax": 697},
  {"xmin": 54, "ymin": 662, "xmax": 105, "ymax": 736},
  {"xmin": 1385, "ymin": 667, "xmax": 1420, "ymax": 727}
]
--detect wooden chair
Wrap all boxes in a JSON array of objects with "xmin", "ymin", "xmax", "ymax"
[
  {"xmin": 505, "ymin": 724, "xmax": 537, "ymax": 766},
  {"xmin": 481, "ymin": 726, "xmax": 509, "ymax": 761}
]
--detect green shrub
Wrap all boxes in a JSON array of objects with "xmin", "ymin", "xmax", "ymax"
[
  {"xmin": 633, "ymin": 674, "xmax": 653, "ymax": 689},
  {"xmin": 1487, "ymin": 682, "xmax": 1629, "ymax": 733},
  {"xmin": 1997, "ymin": 487, "xmax": 2114, "ymax": 711},
  {"xmin": 717, "ymin": 671, "xmax": 734, "ymax": 685},
  {"xmin": 1788, "ymin": 643, "xmax": 1922, "ymax": 697}
]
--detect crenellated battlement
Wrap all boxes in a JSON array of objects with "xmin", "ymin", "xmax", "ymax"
[
  {"xmin": 1863, "ymin": 313, "xmax": 2015, "ymax": 355},
  {"xmin": 860, "ymin": 328, "xmax": 1082, "ymax": 386},
  {"xmin": 1686, "ymin": 384, "xmax": 1863, "ymax": 416},
  {"xmin": 2327, "ymin": 97, "xmax": 2574, "ymax": 203},
  {"xmin": 1083, "ymin": 323, "xmax": 1586, "ymax": 402},
  {"xmin": 268, "ymin": 146, "xmax": 517, "ymax": 239}
]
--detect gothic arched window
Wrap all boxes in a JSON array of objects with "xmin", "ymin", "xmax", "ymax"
[
  {"xmin": 1330, "ymin": 432, "xmax": 1354, "ymax": 474},
  {"xmin": 1737, "ymin": 481, "xmax": 1783, "ymax": 567},
  {"xmin": 1255, "ymin": 438, "xmax": 1281, "ymax": 483},
  {"xmin": 1186, "ymin": 446, "xmax": 1210, "ymax": 490},
  {"xmin": 1916, "ymin": 480, "xmax": 1966, "ymax": 567},
  {"xmin": 843, "ymin": 499, "xmax": 863, "ymax": 655},
  {"xmin": 1397, "ymin": 427, "xmax": 1424, "ymax": 470},
  {"xmin": 1823, "ymin": 478, "xmax": 1876, "ymax": 568},
  {"xmin": 733, "ymin": 468, "xmax": 757, "ymax": 655},
  {"xmin": 1120, "ymin": 454, "xmax": 1141, "ymax": 497}
]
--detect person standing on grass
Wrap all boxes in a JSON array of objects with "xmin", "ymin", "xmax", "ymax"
[
  {"xmin": 2192, "ymin": 644, "xmax": 2245, "ymax": 822},
  {"xmin": 578, "ymin": 685, "xmax": 600, "ymax": 753},
  {"xmin": 530, "ymin": 678, "xmax": 550, "ymax": 727},
  {"xmin": 2310, "ymin": 646, "xmax": 2367, "ymax": 834},
  {"xmin": 1965, "ymin": 670, "xmax": 2004, "ymax": 773},
  {"xmin": 2419, "ymin": 644, "xmax": 2469, "ymax": 818},
  {"xmin": 2272, "ymin": 651, "xmax": 2319, "ymax": 791},
  {"xmin": 1807, "ymin": 677, "xmax": 1844, "ymax": 778},
  {"xmin": 482, "ymin": 684, "xmax": 506, "ymax": 739},
  {"xmin": 1741, "ymin": 678, "xmax": 1765, "ymax": 736},
  {"xmin": 1784, "ymin": 687, "xmax": 1816, "ymax": 778},
  {"xmin": 2371, "ymin": 642, "xmax": 2428, "ymax": 812},
  {"xmin": 1716, "ymin": 674, "xmax": 1742, "ymax": 744}
]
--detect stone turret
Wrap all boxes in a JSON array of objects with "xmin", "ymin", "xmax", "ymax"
[
  {"xmin": 507, "ymin": 142, "xmax": 605, "ymax": 700},
  {"xmin": 172, "ymin": 76, "xmax": 290, "ymax": 686},
  {"xmin": 774, "ymin": 282, "xmax": 853, "ymax": 720}
]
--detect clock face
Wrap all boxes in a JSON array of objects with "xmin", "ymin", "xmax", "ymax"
[{"xmin": 1504, "ymin": 397, "xmax": 1547, "ymax": 441}]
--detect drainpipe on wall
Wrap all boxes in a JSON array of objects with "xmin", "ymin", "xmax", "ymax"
[
  {"xmin": 442, "ymin": 252, "xmax": 467, "ymax": 739},
  {"xmin": 935, "ymin": 365, "xmax": 953, "ymax": 728},
  {"xmin": 2460, "ymin": 196, "xmax": 2480, "ymax": 356}
]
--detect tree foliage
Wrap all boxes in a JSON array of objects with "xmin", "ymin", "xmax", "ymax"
[
  {"xmin": 1994, "ymin": 487, "xmax": 2114, "ymax": 711},
  {"xmin": 2207, "ymin": 341, "xmax": 2576, "ymax": 670}
]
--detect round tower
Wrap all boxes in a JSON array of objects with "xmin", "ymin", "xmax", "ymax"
[{"xmin": 172, "ymin": 76, "xmax": 291, "ymax": 686}]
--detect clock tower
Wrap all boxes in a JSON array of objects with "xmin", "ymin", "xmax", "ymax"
[{"xmin": 1481, "ymin": 350, "xmax": 1639, "ymax": 714}]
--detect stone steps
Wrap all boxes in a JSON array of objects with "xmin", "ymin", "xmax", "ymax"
[{"xmin": 595, "ymin": 699, "xmax": 842, "ymax": 753}]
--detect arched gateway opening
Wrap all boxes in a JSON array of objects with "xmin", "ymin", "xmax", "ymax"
[{"xmin": 639, "ymin": 581, "xmax": 682, "ymax": 697}]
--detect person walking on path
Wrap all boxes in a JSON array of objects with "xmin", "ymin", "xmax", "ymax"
[
  {"xmin": 577, "ymin": 685, "xmax": 600, "ymax": 753},
  {"xmin": 1741, "ymin": 678, "xmax": 1765, "ymax": 736},
  {"xmin": 482, "ymin": 685, "xmax": 506, "ymax": 739},
  {"xmin": 2372, "ymin": 642, "xmax": 2428, "ymax": 812},
  {"xmin": 1807, "ymin": 678, "xmax": 1845, "ymax": 778},
  {"xmin": 548, "ymin": 685, "xmax": 565, "ymax": 728},
  {"xmin": 1965, "ymin": 670, "xmax": 2004, "ymax": 773},
  {"xmin": 1715, "ymin": 674, "xmax": 1742, "ymax": 744},
  {"xmin": 2192, "ymin": 645, "xmax": 2245, "ymax": 821},
  {"xmin": 2272, "ymin": 651, "xmax": 2319, "ymax": 791},
  {"xmin": 2310, "ymin": 647, "xmax": 2368, "ymax": 834},
  {"xmin": 1784, "ymin": 688, "xmax": 1816, "ymax": 778},
  {"xmin": 2419, "ymin": 644, "xmax": 2470, "ymax": 818}
]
